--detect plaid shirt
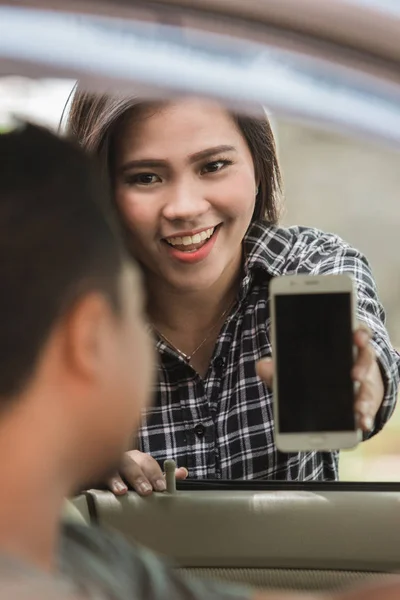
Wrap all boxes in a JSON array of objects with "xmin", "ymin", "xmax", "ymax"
[{"xmin": 138, "ymin": 221, "xmax": 400, "ymax": 481}]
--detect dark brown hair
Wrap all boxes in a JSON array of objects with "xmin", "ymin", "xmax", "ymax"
[
  {"xmin": 66, "ymin": 90, "xmax": 282, "ymax": 224},
  {"xmin": 0, "ymin": 123, "xmax": 124, "ymax": 399}
]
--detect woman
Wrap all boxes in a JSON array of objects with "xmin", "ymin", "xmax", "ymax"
[{"xmin": 66, "ymin": 93, "xmax": 400, "ymax": 494}]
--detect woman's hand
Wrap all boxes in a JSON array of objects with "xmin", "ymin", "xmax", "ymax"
[
  {"xmin": 351, "ymin": 325, "xmax": 384, "ymax": 431},
  {"xmin": 256, "ymin": 325, "xmax": 385, "ymax": 433},
  {"xmin": 108, "ymin": 450, "xmax": 188, "ymax": 496}
]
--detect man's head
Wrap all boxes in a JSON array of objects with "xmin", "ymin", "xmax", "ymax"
[{"xmin": 0, "ymin": 123, "xmax": 153, "ymax": 489}]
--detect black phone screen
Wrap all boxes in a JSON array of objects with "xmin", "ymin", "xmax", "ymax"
[{"xmin": 274, "ymin": 292, "xmax": 355, "ymax": 433}]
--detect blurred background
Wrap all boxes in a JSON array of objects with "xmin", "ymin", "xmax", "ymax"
[{"xmin": 1, "ymin": 76, "xmax": 399, "ymax": 481}]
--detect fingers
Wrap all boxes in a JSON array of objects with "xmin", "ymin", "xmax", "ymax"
[
  {"xmin": 113, "ymin": 451, "xmax": 189, "ymax": 497},
  {"xmin": 175, "ymin": 467, "xmax": 189, "ymax": 480},
  {"xmin": 354, "ymin": 322, "xmax": 372, "ymax": 342},
  {"xmin": 354, "ymin": 379, "xmax": 375, "ymax": 431},
  {"xmin": 121, "ymin": 451, "xmax": 166, "ymax": 495},
  {"xmin": 108, "ymin": 474, "xmax": 128, "ymax": 496},
  {"xmin": 352, "ymin": 325, "xmax": 383, "ymax": 432},
  {"xmin": 256, "ymin": 357, "xmax": 274, "ymax": 388},
  {"xmin": 352, "ymin": 337, "xmax": 375, "ymax": 382},
  {"xmin": 354, "ymin": 327, "xmax": 371, "ymax": 349},
  {"xmin": 353, "ymin": 323, "xmax": 373, "ymax": 376},
  {"xmin": 353, "ymin": 359, "xmax": 383, "ymax": 432}
]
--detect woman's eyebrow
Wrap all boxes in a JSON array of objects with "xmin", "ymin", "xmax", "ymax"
[
  {"xmin": 119, "ymin": 145, "xmax": 236, "ymax": 173},
  {"xmin": 189, "ymin": 145, "xmax": 236, "ymax": 163},
  {"xmin": 119, "ymin": 159, "xmax": 168, "ymax": 173}
]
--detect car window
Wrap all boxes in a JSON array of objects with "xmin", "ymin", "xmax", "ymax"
[
  {"xmin": 1, "ymin": 2, "xmax": 399, "ymax": 485},
  {"xmin": 277, "ymin": 121, "xmax": 400, "ymax": 482}
]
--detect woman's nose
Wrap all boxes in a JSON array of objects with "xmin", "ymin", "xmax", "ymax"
[{"xmin": 161, "ymin": 183, "xmax": 209, "ymax": 222}]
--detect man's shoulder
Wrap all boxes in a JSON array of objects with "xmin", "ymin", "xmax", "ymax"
[
  {"xmin": 60, "ymin": 523, "xmax": 251, "ymax": 600},
  {"xmin": 61, "ymin": 521, "xmax": 147, "ymax": 574},
  {"xmin": 60, "ymin": 522, "xmax": 141, "ymax": 598}
]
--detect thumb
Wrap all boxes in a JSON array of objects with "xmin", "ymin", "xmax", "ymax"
[{"xmin": 256, "ymin": 357, "xmax": 274, "ymax": 389}]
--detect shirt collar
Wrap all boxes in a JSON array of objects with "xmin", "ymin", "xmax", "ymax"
[
  {"xmin": 239, "ymin": 221, "xmax": 293, "ymax": 300},
  {"xmin": 244, "ymin": 221, "xmax": 294, "ymax": 275}
]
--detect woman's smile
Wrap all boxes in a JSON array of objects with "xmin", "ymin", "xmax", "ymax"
[{"xmin": 161, "ymin": 224, "xmax": 221, "ymax": 264}]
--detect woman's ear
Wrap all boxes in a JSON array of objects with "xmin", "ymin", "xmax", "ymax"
[{"xmin": 255, "ymin": 171, "xmax": 261, "ymax": 195}]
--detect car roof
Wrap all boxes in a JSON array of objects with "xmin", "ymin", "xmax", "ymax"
[{"xmin": 0, "ymin": 0, "xmax": 400, "ymax": 147}]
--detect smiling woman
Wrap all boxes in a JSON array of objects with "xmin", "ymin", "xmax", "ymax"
[
  {"xmin": 66, "ymin": 91, "xmax": 400, "ymax": 493},
  {"xmin": 112, "ymin": 99, "xmax": 263, "ymax": 300},
  {"xmin": 116, "ymin": 137, "xmax": 246, "ymax": 270}
]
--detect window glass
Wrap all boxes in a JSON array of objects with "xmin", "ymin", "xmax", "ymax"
[{"xmin": 1, "ymin": 1, "xmax": 399, "ymax": 484}]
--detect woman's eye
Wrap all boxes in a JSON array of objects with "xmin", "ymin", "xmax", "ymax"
[
  {"xmin": 201, "ymin": 160, "xmax": 231, "ymax": 175},
  {"xmin": 126, "ymin": 173, "xmax": 161, "ymax": 186}
]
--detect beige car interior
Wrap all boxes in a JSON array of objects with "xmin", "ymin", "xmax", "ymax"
[{"xmin": 69, "ymin": 488, "xmax": 400, "ymax": 593}]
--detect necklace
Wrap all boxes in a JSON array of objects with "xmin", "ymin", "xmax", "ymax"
[{"xmin": 152, "ymin": 301, "xmax": 236, "ymax": 364}]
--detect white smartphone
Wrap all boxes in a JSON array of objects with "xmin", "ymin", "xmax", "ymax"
[{"xmin": 270, "ymin": 273, "xmax": 361, "ymax": 453}]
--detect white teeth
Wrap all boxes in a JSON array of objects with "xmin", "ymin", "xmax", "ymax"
[{"xmin": 166, "ymin": 227, "xmax": 215, "ymax": 247}]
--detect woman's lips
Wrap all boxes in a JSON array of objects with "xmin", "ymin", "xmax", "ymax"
[
  {"xmin": 164, "ymin": 226, "xmax": 215, "ymax": 252},
  {"xmin": 162, "ymin": 224, "xmax": 221, "ymax": 264}
]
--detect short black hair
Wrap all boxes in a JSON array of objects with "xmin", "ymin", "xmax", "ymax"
[{"xmin": 0, "ymin": 122, "xmax": 124, "ymax": 399}]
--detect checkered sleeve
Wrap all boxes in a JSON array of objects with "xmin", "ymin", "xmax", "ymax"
[{"xmin": 304, "ymin": 232, "xmax": 400, "ymax": 435}]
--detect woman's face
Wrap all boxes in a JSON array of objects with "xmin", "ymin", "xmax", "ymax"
[{"xmin": 114, "ymin": 98, "xmax": 257, "ymax": 293}]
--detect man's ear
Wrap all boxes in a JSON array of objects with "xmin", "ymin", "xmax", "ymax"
[{"xmin": 62, "ymin": 293, "xmax": 116, "ymax": 383}]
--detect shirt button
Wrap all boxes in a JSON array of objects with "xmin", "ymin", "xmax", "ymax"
[
  {"xmin": 214, "ymin": 356, "xmax": 225, "ymax": 370},
  {"xmin": 194, "ymin": 424, "xmax": 206, "ymax": 437}
]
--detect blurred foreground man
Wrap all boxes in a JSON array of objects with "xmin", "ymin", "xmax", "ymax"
[{"xmin": 0, "ymin": 123, "xmax": 398, "ymax": 600}]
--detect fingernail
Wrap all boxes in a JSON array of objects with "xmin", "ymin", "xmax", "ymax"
[
  {"xmin": 178, "ymin": 467, "xmax": 189, "ymax": 478},
  {"xmin": 359, "ymin": 330, "xmax": 370, "ymax": 344},
  {"xmin": 138, "ymin": 481, "xmax": 152, "ymax": 495},
  {"xmin": 364, "ymin": 416, "xmax": 374, "ymax": 431},
  {"xmin": 114, "ymin": 481, "xmax": 127, "ymax": 493},
  {"xmin": 154, "ymin": 478, "xmax": 166, "ymax": 492}
]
